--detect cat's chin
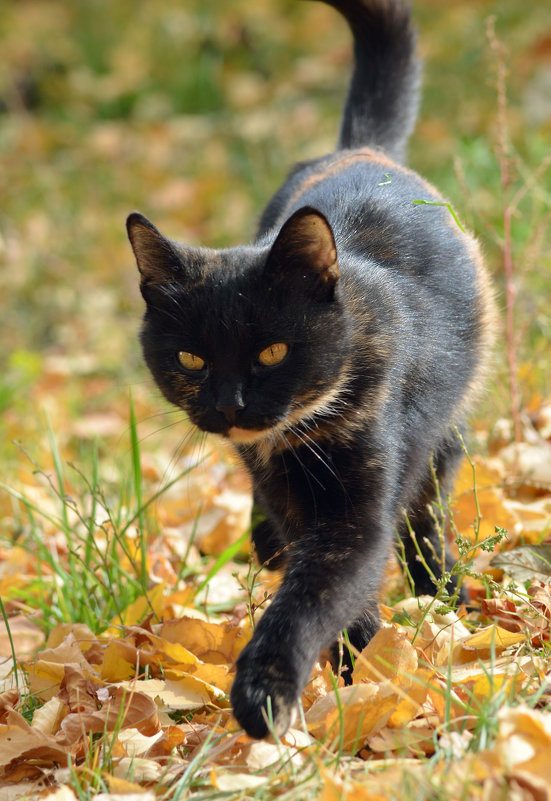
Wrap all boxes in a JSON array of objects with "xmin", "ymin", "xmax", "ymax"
[{"xmin": 226, "ymin": 426, "xmax": 272, "ymax": 444}]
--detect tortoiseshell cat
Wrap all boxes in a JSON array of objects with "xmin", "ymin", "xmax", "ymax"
[{"xmin": 127, "ymin": 0, "xmax": 495, "ymax": 739}]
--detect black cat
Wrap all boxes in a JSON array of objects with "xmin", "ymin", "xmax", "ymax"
[{"xmin": 127, "ymin": 0, "xmax": 495, "ymax": 739}]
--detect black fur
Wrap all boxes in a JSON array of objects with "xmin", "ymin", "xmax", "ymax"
[{"xmin": 127, "ymin": 0, "xmax": 494, "ymax": 740}]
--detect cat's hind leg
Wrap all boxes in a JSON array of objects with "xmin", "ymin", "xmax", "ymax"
[
  {"xmin": 329, "ymin": 609, "xmax": 380, "ymax": 684},
  {"xmin": 399, "ymin": 430, "xmax": 467, "ymax": 602}
]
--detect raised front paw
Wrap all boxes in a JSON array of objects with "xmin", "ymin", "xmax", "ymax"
[{"xmin": 230, "ymin": 647, "xmax": 300, "ymax": 739}]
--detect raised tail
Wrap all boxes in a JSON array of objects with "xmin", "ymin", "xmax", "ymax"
[{"xmin": 318, "ymin": 0, "xmax": 420, "ymax": 162}]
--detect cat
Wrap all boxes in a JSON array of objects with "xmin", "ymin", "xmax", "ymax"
[{"xmin": 127, "ymin": 0, "xmax": 495, "ymax": 739}]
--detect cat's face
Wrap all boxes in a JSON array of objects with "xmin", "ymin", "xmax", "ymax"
[{"xmin": 128, "ymin": 208, "xmax": 351, "ymax": 444}]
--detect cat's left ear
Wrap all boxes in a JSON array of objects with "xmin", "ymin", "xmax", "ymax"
[
  {"xmin": 266, "ymin": 206, "xmax": 339, "ymax": 299},
  {"xmin": 126, "ymin": 212, "xmax": 184, "ymax": 286}
]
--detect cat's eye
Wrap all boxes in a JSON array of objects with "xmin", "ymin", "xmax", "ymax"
[
  {"xmin": 177, "ymin": 351, "xmax": 206, "ymax": 372},
  {"xmin": 257, "ymin": 342, "xmax": 289, "ymax": 367}
]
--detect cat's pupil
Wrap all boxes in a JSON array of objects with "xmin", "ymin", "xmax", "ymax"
[{"xmin": 257, "ymin": 342, "xmax": 288, "ymax": 367}]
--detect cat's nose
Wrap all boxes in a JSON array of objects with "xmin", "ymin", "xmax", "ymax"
[
  {"xmin": 215, "ymin": 382, "xmax": 246, "ymax": 425},
  {"xmin": 216, "ymin": 404, "xmax": 244, "ymax": 425}
]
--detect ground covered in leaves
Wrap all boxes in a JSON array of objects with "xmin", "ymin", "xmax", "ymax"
[{"xmin": 1, "ymin": 0, "xmax": 551, "ymax": 799}]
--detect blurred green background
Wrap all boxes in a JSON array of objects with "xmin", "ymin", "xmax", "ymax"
[{"xmin": 1, "ymin": 0, "xmax": 550, "ymax": 473}]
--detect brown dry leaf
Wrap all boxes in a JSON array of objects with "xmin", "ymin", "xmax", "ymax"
[
  {"xmin": 351, "ymin": 626, "xmax": 429, "ymax": 728},
  {"xmin": 438, "ymin": 656, "xmax": 533, "ymax": 706},
  {"xmin": 45, "ymin": 623, "xmax": 97, "ymax": 652},
  {"xmin": 480, "ymin": 598, "xmax": 525, "ymax": 632},
  {"xmin": 0, "ymin": 615, "xmax": 44, "ymax": 659},
  {"xmin": 38, "ymin": 633, "xmax": 97, "ymax": 674},
  {"xmin": 482, "ymin": 704, "xmax": 551, "ymax": 794},
  {"xmin": 452, "ymin": 456, "xmax": 521, "ymax": 559},
  {"xmin": 58, "ymin": 685, "xmax": 160, "ymax": 745},
  {"xmin": 504, "ymin": 497, "xmax": 551, "ymax": 542},
  {"xmin": 0, "ymin": 708, "xmax": 69, "ymax": 769},
  {"xmin": 116, "ymin": 726, "xmax": 164, "ymax": 757},
  {"xmin": 305, "ymin": 682, "xmax": 398, "ymax": 750},
  {"xmin": 58, "ymin": 664, "xmax": 99, "ymax": 714},
  {"xmin": 528, "ymin": 579, "xmax": 551, "ymax": 620},
  {"xmin": 366, "ymin": 719, "xmax": 437, "ymax": 757},
  {"xmin": 353, "ymin": 626, "xmax": 417, "ymax": 685},
  {"xmin": 26, "ymin": 634, "xmax": 100, "ymax": 701},
  {"xmin": 388, "ymin": 667, "xmax": 432, "ymax": 728},
  {"xmin": 0, "ymin": 688, "xmax": 20, "ymax": 720}
]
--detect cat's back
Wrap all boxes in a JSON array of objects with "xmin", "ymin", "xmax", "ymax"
[{"xmin": 258, "ymin": 145, "xmax": 480, "ymax": 291}]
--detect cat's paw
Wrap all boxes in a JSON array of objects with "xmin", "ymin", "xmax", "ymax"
[{"xmin": 230, "ymin": 651, "xmax": 299, "ymax": 739}]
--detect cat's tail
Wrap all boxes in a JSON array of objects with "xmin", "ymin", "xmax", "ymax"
[{"xmin": 318, "ymin": 0, "xmax": 420, "ymax": 162}]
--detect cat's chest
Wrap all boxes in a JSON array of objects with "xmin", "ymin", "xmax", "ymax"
[{"xmin": 244, "ymin": 439, "xmax": 345, "ymax": 520}]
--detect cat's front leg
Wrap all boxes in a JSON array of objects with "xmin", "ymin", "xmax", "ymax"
[{"xmin": 230, "ymin": 519, "xmax": 389, "ymax": 738}]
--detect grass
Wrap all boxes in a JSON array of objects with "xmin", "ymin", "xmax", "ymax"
[{"xmin": 1, "ymin": 0, "xmax": 551, "ymax": 798}]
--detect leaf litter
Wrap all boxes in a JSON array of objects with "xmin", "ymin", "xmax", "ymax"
[{"xmin": 0, "ymin": 397, "xmax": 550, "ymax": 799}]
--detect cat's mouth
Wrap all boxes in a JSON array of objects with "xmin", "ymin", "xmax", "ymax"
[{"xmin": 226, "ymin": 426, "xmax": 273, "ymax": 444}]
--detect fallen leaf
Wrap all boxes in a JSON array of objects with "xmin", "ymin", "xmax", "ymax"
[
  {"xmin": 462, "ymin": 624, "xmax": 528, "ymax": 652},
  {"xmin": 57, "ymin": 686, "xmax": 160, "ymax": 745},
  {"xmin": 160, "ymin": 615, "xmax": 251, "ymax": 664},
  {"xmin": 491, "ymin": 544, "xmax": 551, "ymax": 583},
  {"xmin": 0, "ymin": 616, "xmax": 44, "ymax": 659},
  {"xmin": 0, "ymin": 709, "xmax": 69, "ymax": 768},
  {"xmin": 306, "ymin": 683, "xmax": 398, "ymax": 750},
  {"xmin": 353, "ymin": 626, "xmax": 418, "ymax": 685}
]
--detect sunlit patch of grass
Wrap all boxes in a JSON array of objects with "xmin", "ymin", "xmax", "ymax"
[{"xmin": 0, "ymin": 399, "xmax": 204, "ymax": 636}]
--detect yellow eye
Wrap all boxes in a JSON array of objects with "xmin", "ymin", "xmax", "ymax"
[
  {"xmin": 178, "ymin": 351, "xmax": 205, "ymax": 371},
  {"xmin": 258, "ymin": 342, "xmax": 288, "ymax": 367}
]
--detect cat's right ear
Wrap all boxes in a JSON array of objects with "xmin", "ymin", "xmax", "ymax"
[
  {"xmin": 266, "ymin": 206, "xmax": 339, "ymax": 300},
  {"xmin": 126, "ymin": 212, "xmax": 183, "ymax": 286}
]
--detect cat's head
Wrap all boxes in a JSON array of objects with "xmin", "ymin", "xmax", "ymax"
[{"xmin": 127, "ymin": 207, "xmax": 351, "ymax": 444}]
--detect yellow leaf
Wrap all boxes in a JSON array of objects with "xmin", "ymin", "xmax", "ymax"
[
  {"xmin": 114, "ymin": 583, "xmax": 166, "ymax": 627},
  {"xmin": 26, "ymin": 659, "xmax": 71, "ymax": 701},
  {"xmin": 160, "ymin": 616, "xmax": 252, "ymax": 663},
  {"xmin": 101, "ymin": 640, "xmax": 137, "ymax": 682},
  {"xmin": 147, "ymin": 635, "xmax": 198, "ymax": 667},
  {"xmin": 353, "ymin": 626, "xmax": 417, "ymax": 686},
  {"xmin": 45, "ymin": 623, "xmax": 96, "ymax": 651},
  {"xmin": 306, "ymin": 683, "xmax": 398, "ymax": 750},
  {"xmin": 106, "ymin": 774, "xmax": 152, "ymax": 794},
  {"xmin": 463, "ymin": 624, "xmax": 527, "ymax": 652},
  {"xmin": 388, "ymin": 668, "xmax": 431, "ymax": 727}
]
